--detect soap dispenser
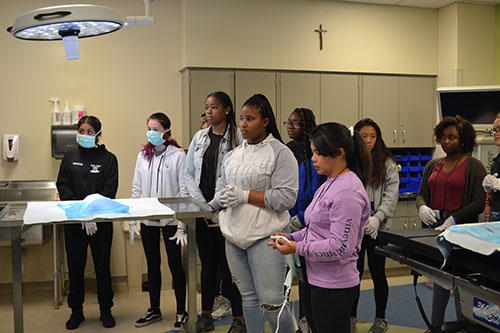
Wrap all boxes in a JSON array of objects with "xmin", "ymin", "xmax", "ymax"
[
  {"xmin": 49, "ymin": 98, "xmax": 61, "ymax": 125},
  {"xmin": 62, "ymin": 101, "xmax": 71, "ymax": 125}
]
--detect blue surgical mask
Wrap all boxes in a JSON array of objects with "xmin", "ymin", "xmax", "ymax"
[
  {"xmin": 147, "ymin": 130, "xmax": 168, "ymax": 146},
  {"xmin": 76, "ymin": 131, "xmax": 100, "ymax": 148}
]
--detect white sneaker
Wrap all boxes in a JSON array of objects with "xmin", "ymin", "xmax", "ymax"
[
  {"xmin": 297, "ymin": 317, "xmax": 311, "ymax": 333},
  {"xmin": 212, "ymin": 295, "xmax": 232, "ymax": 320}
]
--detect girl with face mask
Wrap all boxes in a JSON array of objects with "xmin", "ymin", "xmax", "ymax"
[
  {"xmin": 56, "ymin": 116, "xmax": 119, "ymax": 330},
  {"xmin": 128, "ymin": 112, "xmax": 189, "ymax": 331}
]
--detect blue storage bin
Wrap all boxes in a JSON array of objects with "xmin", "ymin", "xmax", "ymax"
[
  {"xmin": 420, "ymin": 150, "xmax": 432, "ymax": 162},
  {"xmin": 409, "ymin": 151, "xmax": 420, "ymax": 161},
  {"xmin": 394, "ymin": 154, "xmax": 409, "ymax": 162}
]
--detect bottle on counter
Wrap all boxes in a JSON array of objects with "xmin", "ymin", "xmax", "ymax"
[
  {"xmin": 49, "ymin": 98, "xmax": 61, "ymax": 125},
  {"xmin": 62, "ymin": 101, "xmax": 72, "ymax": 125},
  {"xmin": 72, "ymin": 105, "xmax": 86, "ymax": 125}
]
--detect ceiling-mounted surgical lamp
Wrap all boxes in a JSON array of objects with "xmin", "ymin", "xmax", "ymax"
[{"xmin": 6, "ymin": 1, "xmax": 156, "ymax": 60}]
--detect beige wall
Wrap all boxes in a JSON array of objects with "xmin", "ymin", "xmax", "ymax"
[
  {"xmin": 0, "ymin": 0, "xmax": 497, "ymax": 283},
  {"xmin": 0, "ymin": 0, "xmax": 181, "ymax": 281},
  {"xmin": 182, "ymin": 0, "xmax": 439, "ymax": 75}
]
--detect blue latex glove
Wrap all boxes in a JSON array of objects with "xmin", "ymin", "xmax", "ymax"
[{"xmin": 435, "ymin": 216, "xmax": 456, "ymax": 231}]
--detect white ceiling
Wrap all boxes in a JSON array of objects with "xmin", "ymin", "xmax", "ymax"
[{"xmin": 336, "ymin": 0, "xmax": 500, "ymax": 9}]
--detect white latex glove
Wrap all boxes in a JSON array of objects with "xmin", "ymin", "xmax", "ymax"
[
  {"xmin": 81, "ymin": 222, "xmax": 97, "ymax": 236},
  {"xmin": 483, "ymin": 173, "xmax": 500, "ymax": 193},
  {"xmin": 169, "ymin": 227, "xmax": 187, "ymax": 247},
  {"xmin": 220, "ymin": 185, "xmax": 249, "ymax": 208},
  {"xmin": 435, "ymin": 216, "xmax": 456, "ymax": 231},
  {"xmin": 418, "ymin": 205, "xmax": 438, "ymax": 226},
  {"xmin": 364, "ymin": 216, "xmax": 380, "ymax": 239},
  {"xmin": 128, "ymin": 221, "xmax": 140, "ymax": 246}
]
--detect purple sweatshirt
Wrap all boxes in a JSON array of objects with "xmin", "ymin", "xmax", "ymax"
[{"xmin": 292, "ymin": 172, "xmax": 369, "ymax": 289}]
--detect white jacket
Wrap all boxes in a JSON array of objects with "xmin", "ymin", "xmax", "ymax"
[
  {"xmin": 210, "ymin": 134, "xmax": 298, "ymax": 249},
  {"xmin": 131, "ymin": 145, "xmax": 188, "ymax": 227}
]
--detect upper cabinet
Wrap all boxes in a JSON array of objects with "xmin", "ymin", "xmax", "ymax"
[
  {"xmin": 362, "ymin": 75, "xmax": 435, "ymax": 148},
  {"xmin": 321, "ymin": 74, "xmax": 360, "ymax": 127},
  {"xmin": 184, "ymin": 69, "xmax": 435, "ymax": 148}
]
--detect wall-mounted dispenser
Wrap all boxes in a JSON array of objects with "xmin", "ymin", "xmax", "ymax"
[
  {"xmin": 51, "ymin": 125, "xmax": 77, "ymax": 159},
  {"xmin": 3, "ymin": 134, "xmax": 19, "ymax": 162}
]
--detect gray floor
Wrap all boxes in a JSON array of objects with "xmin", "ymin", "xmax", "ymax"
[{"xmin": 0, "ymin": 276, "xmax": 425, "ymax": 332}]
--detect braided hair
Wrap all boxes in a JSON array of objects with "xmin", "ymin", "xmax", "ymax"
[{"xmin": 291, "ymin": 108, "xmax": 316, "ymax": 188}]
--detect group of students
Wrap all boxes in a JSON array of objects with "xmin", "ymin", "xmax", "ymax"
[{"xmin": 55, "ymin": 90, "xmax": 499, "ymax": 333}]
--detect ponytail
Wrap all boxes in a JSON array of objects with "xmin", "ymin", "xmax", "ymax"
[
  {"xmin": 242, "ymin": 94, "xmax": 282, "ymax": 143},
  {"xmin": 310, "ymin": 122, "xmax": 372, "ymax": 186}
]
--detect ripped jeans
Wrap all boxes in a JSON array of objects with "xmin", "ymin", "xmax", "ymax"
[{"xmin": 225, "ymin": 237, "xmax": 295, "ymax": 333}]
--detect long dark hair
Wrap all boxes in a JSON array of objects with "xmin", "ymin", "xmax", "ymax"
[
  {"xmin": 242, "ymin": 94, "xmax": 282, "ymax": 143},
  {"xmin": 141, "ymin": 112, "xmax": 181, "ymax": 161},
  {"xmin": 354, "ymin": 118, "xmax": 394, "ymax": 187},
  {"xmin": 292, "ymin": 108, "xmax": 317, "ymax": 187},
  {"xmin": 206, "ymin": 91, "xmax": 238, "ymax": 149},
  {"xmin": 310, "ymin": 122, "xmax": 371, "ymax": 186}
]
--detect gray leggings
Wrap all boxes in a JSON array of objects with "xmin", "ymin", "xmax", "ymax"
[{"xmin": 431, "ymin": 283, "xmax": 465, "ymax": 327}]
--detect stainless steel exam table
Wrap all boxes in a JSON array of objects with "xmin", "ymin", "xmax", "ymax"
[{"xmin": 0, "ymin": 197, "xmax": 211, "ymax": 333}]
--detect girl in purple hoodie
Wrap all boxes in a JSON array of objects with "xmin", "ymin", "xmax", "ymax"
[{"xmin": 270, "ymin": 122, "xmax": 371, "ymax": 333}]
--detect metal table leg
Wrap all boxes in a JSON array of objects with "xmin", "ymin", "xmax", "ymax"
[
  {"xmin": 11, "ymin": 226, "xmax": 23, "ymax": 333},
  {"xmin": 185, "ymin": 218, "xmax": 197, "ymax": 333}
]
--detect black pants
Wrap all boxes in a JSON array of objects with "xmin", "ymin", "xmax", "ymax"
[
  {"xmin": 64, "ymin": 222, "xmax": 114, "ymax": 313},
  {"xmin": 302, "ymin": 281, "xmax": 359, "ymax": 333},
  {"xmin": 195, "ymin": 218, "xmax": 243, "ymax": 316},
  {"xmin": 351, "ymin": 235, "xmax": 389, "ymax": 319},
  {"xmin": 140, "ymin": 224, "xmax": 186, "ymax": 313}
]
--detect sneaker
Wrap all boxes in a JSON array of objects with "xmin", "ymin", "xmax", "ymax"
[
  {"xmin": 135, "ymin": 308, "xmax": 162, "ymax": 327},
  {"xmin": 212, "ymin": 295, "xmax": 232, "ymax": 320},
  {"xmin": 368, "ymin": 317, "xmax": 388, "ymax": 333},
  {"xmin": 100, "ymin": 310, "xmax": 116, "ymax": 328},
  {"xmin": 66, "ymin": 311, "xmax": 85, "ymax": 330},
  {"xmin": 228, "ymin": 318, "xmax": 247, "ymax": 333},
  {"xmin": 173, "ymin": 311, "xmax": 188, "ymax": 331},
  {"xmin": 196, "ymin": 313, "xmax": 215, "ymax": 332},
  {"xmin": 297, "ymin": 317, "xmax": 311, "ymax": 333},
  {"xmin": 350, "ymin": 317, "xmax": 358, "ymax": 333}
]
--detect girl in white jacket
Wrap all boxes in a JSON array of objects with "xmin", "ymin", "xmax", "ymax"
[
  {"xmin": 129, "ymin": 113, "xmax": 188, "ymax": 331},
  {"xmin": 210, "ymin": 94, "xmax": 298, "ymax": 333}
]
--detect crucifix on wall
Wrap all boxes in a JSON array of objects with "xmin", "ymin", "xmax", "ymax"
[{"xmin": 315, "ymin": 24, "xmax": 327, "ymax": 50}]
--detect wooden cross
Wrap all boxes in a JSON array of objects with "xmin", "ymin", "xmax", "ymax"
[{"xmin": 314, "ymin": 24, "xmax": 327, "ymax": 50}]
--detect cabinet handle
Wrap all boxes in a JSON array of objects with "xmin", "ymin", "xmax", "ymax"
[
  {"xmin": 393, "ymin": 130, "xmax": 397, "ymax": 143},
  {"xmin": 411, "ymin": 218, "xmax": 416, "ymax": 229},
  {"xmin": 403, "ymin": 219, "xmax": 408, "ymax": 229},
  {"xmin": 402, "ymin": 129, "xmax": 406, "ymax": 143}
]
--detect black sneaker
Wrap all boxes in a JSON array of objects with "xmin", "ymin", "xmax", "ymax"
[
  {"xmin": 66, "ymin": 311, "xmax": 84, "ymax": 330},
  {"xmin": 173, "ymin": 311, "xmax": 188, "ymax": 331},
  {"xmin": 228, "ymin": 318, "xmax": 247, "ymax": 333},
  {"xmin": 100, "ymin": 310, "xmax": 116, "ymax": 328},
  {"xmin": 196, "ymin": 313, "xmax": 215, "ymax": 332},
  {"xmin": 135, "ymin": 308, "xmax": 162, "ymax": 327}
]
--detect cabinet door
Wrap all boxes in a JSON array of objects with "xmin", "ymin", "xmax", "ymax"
[
  {"xmin": 320, "ymin": 74, "xmax": 359, "ymax": 126},
  {"xmin": 235, "ymin": 71, "xmax": 277, "ymax": 123},
  {"xmin": 399, "ymin": 77, "xmax": 435, "ymax": 147},
  {"xmin": 279, "ymin": 73, "xmax": 320, "ymax": 140},
  {"xmin": 362, "ymin": 76, "xmax": 399, "ymax": 147},
  {"xmin": 391, "ymin": 217, "xmax": 409, "ymax": 230},
  {"xmin": 188, "ymin": 70, "xmax": 235, "ymax": 139}
]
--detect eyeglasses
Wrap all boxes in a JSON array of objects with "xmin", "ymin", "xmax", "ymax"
[
  {"xmin": 283, "ymin": 121, "xmax": 301, "ymax": 129},
  {"xmin": 493, "ymin": 127, "xmax": 500, "ymax": 134}
]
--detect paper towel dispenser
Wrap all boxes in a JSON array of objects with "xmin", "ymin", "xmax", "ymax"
[{"xmin": 51, "ymin": 125, "xmax": 77, "ymax": 159}]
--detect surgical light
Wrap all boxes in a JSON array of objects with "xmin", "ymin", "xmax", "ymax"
[{"xmin": 7, "ymin": 4, "xmax": 124, "ymax": 60}]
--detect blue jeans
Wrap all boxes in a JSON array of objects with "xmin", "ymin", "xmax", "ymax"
[{"xmin": 225, "ymin": 237, "xmax": 295, "ymax": 333}]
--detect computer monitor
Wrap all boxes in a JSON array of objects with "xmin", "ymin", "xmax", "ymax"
[{"xmin": 437, "ymin": 85, "xmax": 500, "ymax": 131}]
